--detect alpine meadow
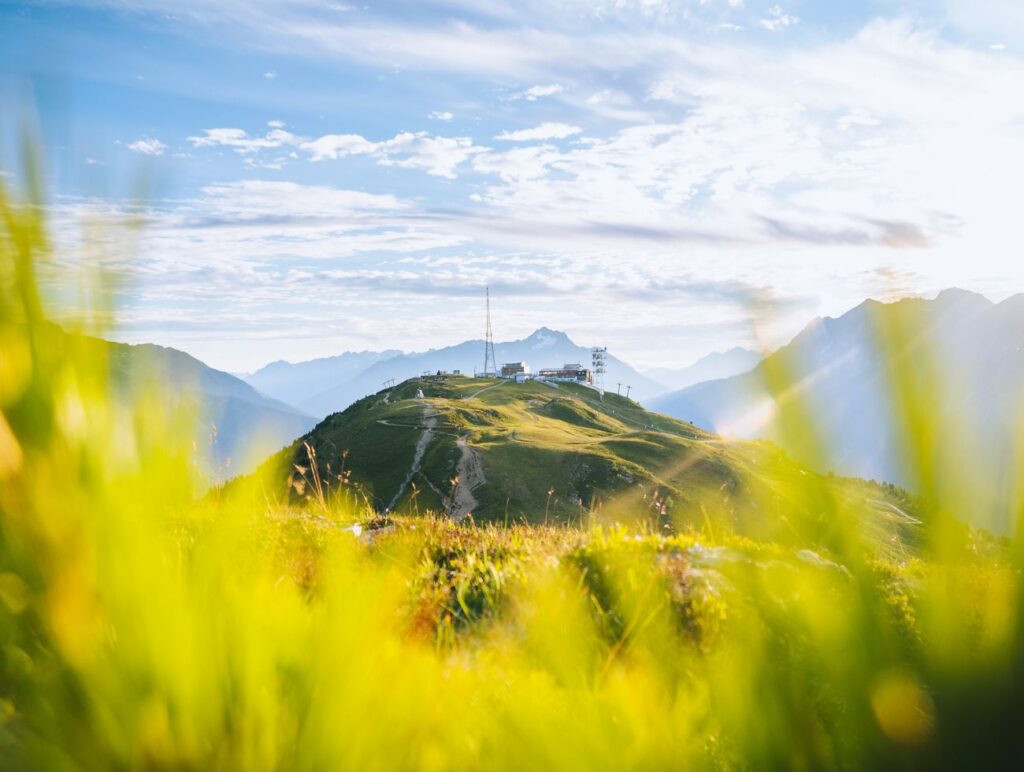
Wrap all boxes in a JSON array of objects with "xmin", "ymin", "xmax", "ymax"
[{"xmin": 4, "ymin": 2, "xmax": 1024, "ymax": 770}]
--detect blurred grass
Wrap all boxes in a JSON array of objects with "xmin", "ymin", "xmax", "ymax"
[{"xmin": 3, "ymin": 162, "xmax": 1024, "ymax": 771}]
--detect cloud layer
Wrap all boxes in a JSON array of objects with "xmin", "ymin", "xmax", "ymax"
[{"xmin": 17, "ymin": 0, "xmax": 1024, "ymax": 371}]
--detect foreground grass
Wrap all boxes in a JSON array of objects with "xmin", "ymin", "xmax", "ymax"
[
  {"xmin": 4, "ymin": 168, "xmax": 1024, "ymax": 770},
  {"xmin": 2, "ymin": 484, "xmax": 1017, "ymax": 770}
]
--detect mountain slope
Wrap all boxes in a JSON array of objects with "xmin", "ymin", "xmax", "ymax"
[
  {"xmin": 295, "ymin": 328, "xmax": 666, "ymax": 418},
  {"xmin": 100, "ymin": 334, "xmax": 317, "ymax": 475},
  {"xmin": 260, "ymin": 375, "xmax": 921, "ymax": 556},
  {"xmin": 648, "ymin": 289, "xmax": 1024, "ymax": 532},
  {"xmin": 244, "ymin": 349, "xmax": 401, "ymax": 406},
  {"xmin": 643, "ymin": 346, "xmax": 762, "ymax": 392}
]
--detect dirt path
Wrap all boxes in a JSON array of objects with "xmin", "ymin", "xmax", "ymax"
[
  {"xmin": 376, "ymin": 418, "xmax": 459, "ymax": 437},
  {"xmin": 467, "ymin": 380, "xmax": 507, "ymax": 400},
  {"xmin": 385, "ymin": 404, "xmax": 436, "ymax": 513},
  {"xmin": 869, "ymin": 498, "xmax": 923, "ymax": 525},
  {"xmin": 447, "ymin": 435, "xmax": 485, "ymax": 520}
]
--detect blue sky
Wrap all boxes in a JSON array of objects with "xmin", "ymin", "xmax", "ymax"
[{"xmin": 2, "ymin": 0, "xmax": 1023, "ymax": 372}]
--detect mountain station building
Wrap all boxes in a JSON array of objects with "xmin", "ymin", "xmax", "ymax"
[
  {"xmin": 536, "ymin": 364, "xmax": 593, "ymax": 385},
  {"xmin": 500, "ymin": 362, "xmax": 530, "ymax": 380}
]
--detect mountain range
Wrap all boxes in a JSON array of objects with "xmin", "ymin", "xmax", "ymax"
[
  {"xmin": 89, "ymin": 288, "xmax": 1024, "ymax": 533},
  {"xmin": 98, "ymin": 332, "xmax": 316, "ymax": 476},
  {"xmin": 641, "ymin": 346, "xmax": 761, "ymax": 392},
  {"xmin": 648, "ymin": 288, "xmax": 1024, "ymax": 532},
  {"xmin": 245, "ymin": 327, "xmax": 669, "ymax": 418},
  {"xmin": 85, "ymin": 323, "xmax": 754, "ymax": 480},
  {"xmin": 245, "ymin": 349, "xmax": 402, "ymax": 407}
]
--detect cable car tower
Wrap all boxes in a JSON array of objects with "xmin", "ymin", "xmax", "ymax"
[{"xmin": 482, "ymin": 286, "xmax": 497, "ymax": 377}]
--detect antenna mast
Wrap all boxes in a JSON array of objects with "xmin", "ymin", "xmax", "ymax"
[{"xmin": 483, "ymin": 286, "xmax": 497, "ymax": 377}]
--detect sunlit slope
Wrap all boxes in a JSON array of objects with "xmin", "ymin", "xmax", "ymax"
[
  {"xmin": 33, "ymin": 324, "xmax": 316, "ymax": 476},
  {"xmin": 261, "ymin": 376, "xmax": 921, "ymax": 551},
  {"xmin": 649, "ymin": 289, "xmax": 1024, "ymax": 532}
]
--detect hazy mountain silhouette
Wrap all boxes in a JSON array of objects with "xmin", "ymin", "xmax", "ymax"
[
  {"xmin": 252, "ymin": 328, "xmax": 666, "ymax": 418},
  {"xmin": 649, "ymin": 289, "xmax": 1024, "ymax": 531},
  {"xmin": 643, "ymin": 347, "xmax": 761, "ymax": 392},
  {"xmin": 99, "ymin": 334, "xmax": 316, "ymax": 475},
  {"xmin": 246, "ymin": 350, "xmax": 401, "ymax": 406}
]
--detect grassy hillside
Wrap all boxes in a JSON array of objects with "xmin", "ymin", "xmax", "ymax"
[{"xmin": 264, "ymin": 375, "xmax": 922, "ymax": 558}]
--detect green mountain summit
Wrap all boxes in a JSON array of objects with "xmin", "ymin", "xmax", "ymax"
[{"xmin": 264, "ymin": 374, "xmax": 921, "ymax": 556}]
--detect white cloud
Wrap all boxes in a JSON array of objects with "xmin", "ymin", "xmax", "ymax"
[
  {"xmin": 447, "ymin": 16, "xmax": 1024, "ymax": 290},
  {"xmin": 472, "ymin": 144, "xmax": 565, "ymax": 182},
  {"xmin": 579, "ymin": 88, "xmax": 651, "ymax": 122},
  {"xmin": 496, "ymin": 122, "xmax": 582, "ymax": 141},
  {"xmin": 189, "ymin": 127, "xmax": 300, "ymax": 154},
  {"xmin": 301, "ymin": 133, "xmax": 378, "ymax": 160},
  {"xmin": 173, "ymin": 18, "xmax": 1024, "ymax": 281},
  {"xmin": 837, "ymin": 109, "xmax": 881, "ymax": 131},
  {"xmin": 273, "ymin": 20, "xmax": 563, "ymax": 78},
  {"xmin": 264, "ymin": 70, "xmax": 277, "ymax": 79},
  {"xmin": 759, "ymin": 5, "xmax": 798, "ymax": 31},
  {"xmin": 377, "ymin": 132, "xmax": 487, "ymax": 178},
  {"xmin": 50, "ymin": 2, "xmax": 777, "ymax": 82},
  {"xmin": 429, "ymin": 110, "xmax": 454, "ymax": 121},
  {"xmin": 301, "ymin": 131, "xmax": 486, "ymax": 177},
  {"xmin": 196, "ymin": 180, "xmax": 405, "ymax": 217},
  {"xmin": 517, "ymin": 83, "xmax": 564, "ymax": 100},
  {"xmin": 42, "ymin": 178, "xmax": 494, "ymax": 370},
  {"xmin": 646, "ymin": 80, "xmax": 682, "ymax": 101},
  {"xmin": 268, "ymin": 119, "xmax": 286, "ymax": 128},
  {"xmin": 128, "ymin": 137, "xmax": 167, "ymax": 156},
  {"xmin": 187, "ymin": 124, "xmax": 486, "ymax": 178}
]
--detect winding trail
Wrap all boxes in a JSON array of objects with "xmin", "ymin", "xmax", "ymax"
[
  {"xmin": 385, "ymin": 404, "xmax": 436, "ymax": 513},
  {"xmin": 448, "ymin": 435, "xmax": 486, "ymax": 520},
  {"xmin": 376, "ymin": 418, "xmax": 459, "ymax": 437},
  {"xmin": 869, "ymin": 498, "xmax": 923, "ymax": 525},
  {"xmin": 467, "ymin": 380, "xmax": 507, "ymax": 400}
]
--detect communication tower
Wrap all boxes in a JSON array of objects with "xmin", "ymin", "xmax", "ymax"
[
  {"xmin": 591, "ymin": 347, "xmax": 607, "ymax": 390},
  {"xmin": 482, "ymin": 286, "xmax": 497, "ymax": 377}
]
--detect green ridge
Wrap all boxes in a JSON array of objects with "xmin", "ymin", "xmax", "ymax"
[{"xmin": 260, "ymin": 375, "xmax": 922, "ymax": 558}]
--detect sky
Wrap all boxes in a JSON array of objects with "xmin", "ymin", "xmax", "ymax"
[{"xmin": 1, "ymin": 0, "xmax": 1023, "ymax": 373}]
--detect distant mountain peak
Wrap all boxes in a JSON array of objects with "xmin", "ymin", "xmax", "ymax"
[
  {"xmin": 257, "ymin": 325, "xmax": 664, "ymax": 418},
  {"xmin": 524, "ymin": 327, "xmax": 573, "ymax": 348},
  {"xmin": 527, "ymin": 325, "xmax": 565, "ymax": 337},
  {"xmin": 934, "ymin": 287, "xmax": 992, "ymax": 305},
  {"xmin": 693, "ymin": 346, "xmax": 760, "ymax": 364}
]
